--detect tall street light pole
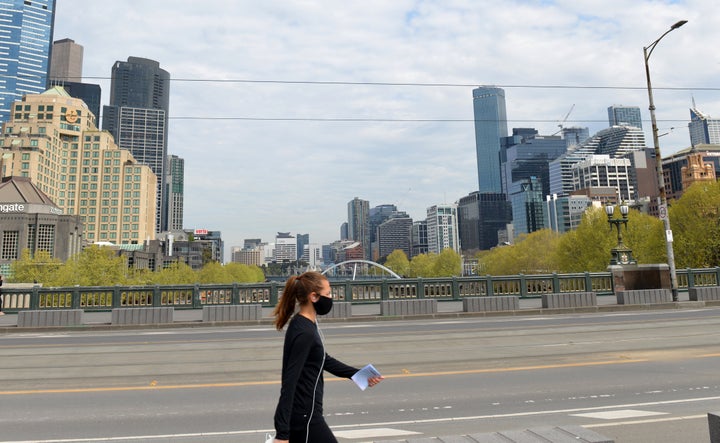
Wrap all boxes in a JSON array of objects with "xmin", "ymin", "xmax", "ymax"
[{"xmin": 643, "ymin": 19, "xmax": 687, "ymax": 302}]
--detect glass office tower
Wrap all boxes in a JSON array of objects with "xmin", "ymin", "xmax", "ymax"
[
  {"xmin": 473, "ymin": 87, "xmax": 508, "ymax": 194},
  {"xmin": 0, "ymin": 0, "xmax": 56, "ymax": 122}
]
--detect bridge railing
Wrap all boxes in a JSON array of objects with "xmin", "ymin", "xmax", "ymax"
[{"xmin": 1, "ymin": 268, "xmax": 718, "ymax": 313}]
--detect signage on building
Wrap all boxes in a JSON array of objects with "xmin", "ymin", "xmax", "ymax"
[
  {"xmin": 0, "ymin": 203, "xmax": 25, "ymax": 213},
  {"xmin": 194, "ymin": 229, "xmax": 208, "ymax": 236}
]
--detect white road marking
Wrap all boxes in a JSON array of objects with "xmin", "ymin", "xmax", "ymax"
[
  {"xmin": 334, "ymin": 428, "xmax": 421, "ymax": 439},
  {"xmin": 572, "ymin": 409, "xmax": 668, "ymax": 420}
]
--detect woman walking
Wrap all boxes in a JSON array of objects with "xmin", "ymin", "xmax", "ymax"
[{"xmin": 272, "ymin": 271, "xmax": 382, "ymax": 443}]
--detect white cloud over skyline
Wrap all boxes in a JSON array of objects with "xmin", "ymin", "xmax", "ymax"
[{"xmin": 53, "ymin": 1, "xmax": 720, "ymax": 258}]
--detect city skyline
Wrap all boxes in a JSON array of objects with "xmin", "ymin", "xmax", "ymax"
[{"xmin": 48, "ymin": 1, "xmax": 719, "ymax": 257}]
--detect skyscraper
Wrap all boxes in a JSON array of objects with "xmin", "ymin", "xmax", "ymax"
[
  {"xmin": 49, "ymin": 38, "xmax": 82, "ymax": 83},
  {"xmin": 165, "ymin": 154, "xmax": 184, "ymax": 231},
  {"xmin": 347, "ymin": 197, "xmax": 370, "ymax": 260},
  {"xmin": 0, "ymin": 0, "xmax": 56, "ymax": 123},
  {"xmin": 607, "ymin": 105, "xmax": 642, "ymax": 129},
  {"xmin": 473, "ymin": 87, "xmax": 508, "ymax": 194},
  {"xmin": 426, "ymin": 204, "xmax": 460, "ymax": 254},
  {"xmin": 102, "ymin": 57, "xmax": 170, "ymax": 233},
  {"xmin": 688, "ymin": 107, "xmax": 720, "ymax": 147},
  {"xmin": 48, "ymin": 38, "xmax": 102, "ymax": 120}
]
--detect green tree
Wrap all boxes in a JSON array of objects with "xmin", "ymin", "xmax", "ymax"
[
  {"xmin": 65, "ymin": 245, "xmax": 128, "ymax": 286},
  {"xmin": 384, "ymin": 249, "xmax": 410, "ymax": 277},
  {"xmin": 478, "ymin": 229, "xmax": 561, "ymax": 275},
  {"xmin": 150, "ymin": 261, "xmax": 197, "ymax": 285},
  {"xmin": 433, "ymin": 248, "xmax": 462, "ymax": 276},
  {"xmin": 224, "ymin": 262, "xmax": 265, "ymax": 283},
  {"xmin": 196, "ymin": 261, "xmax": 232, "ymax": 284},
  {"xmin": 9, "ymin": 249, "xmax": 62, "ymax": 284},
  {"xmin": 408, "ymin": 253, "xmax": 435, "ymax": 277},
  {"xmin": 670, "ymin": 180, "xmax": 720, "ymax": 268}
]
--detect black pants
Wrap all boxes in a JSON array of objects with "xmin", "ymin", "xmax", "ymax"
[{"xmin": 289, "ymin": 419, "xmax": 337, "ymax": 443}]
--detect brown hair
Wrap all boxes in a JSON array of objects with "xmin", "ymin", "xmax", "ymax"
[{"xmin": 273, "ymin": 271, "xmax": 327, "ymax": 330}]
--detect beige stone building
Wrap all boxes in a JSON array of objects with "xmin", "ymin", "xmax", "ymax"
[{"xmin": 0, "ymin": 87, "xmax": 157, "ymax": 244}]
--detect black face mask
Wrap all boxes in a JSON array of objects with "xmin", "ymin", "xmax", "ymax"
[{"xmin": 313, "ymin": 296, "xmax": 333, "ymax": 316}]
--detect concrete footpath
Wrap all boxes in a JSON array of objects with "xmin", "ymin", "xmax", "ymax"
[{"xmin": 0, "ymin": 291, "xmax": 713, "ymax": 332}]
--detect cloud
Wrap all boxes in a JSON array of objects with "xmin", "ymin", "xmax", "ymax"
[{"xmin": 52, "ymin": 0, "xmax": 720, "ymax": 258}]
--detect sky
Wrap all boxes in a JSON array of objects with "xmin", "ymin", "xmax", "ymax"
[{"xmin": 52, "ymin": 1, "xmax": 720, "ymax": 260}]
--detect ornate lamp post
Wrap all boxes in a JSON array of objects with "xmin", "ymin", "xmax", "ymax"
[
  {"xmin": 605, "ymin": 203, "xmax": 636, "ymax": 266},
  {"xmin": 643, "ymin": 19, "xmax": 687, "ymax": 301}
]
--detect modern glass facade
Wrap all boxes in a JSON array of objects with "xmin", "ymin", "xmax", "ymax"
[
  {"xmin": 689, "ymin": 108, "xmax": 720, "ymax": 147},
  {"xmin": 607, "ymin": 105, "xmax": 642, "ymax": 129},
  {"xmin": 473, "ymin": 87, "xmax": 508, "ymax": 194},
  {"xmin": 0, "ymin": 0, "xmax": 56, "ymax": 123}
]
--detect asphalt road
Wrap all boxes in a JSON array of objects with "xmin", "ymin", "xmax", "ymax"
[{"xmin": 1, "ymin": 307, "xmax": 719, "ymax": 442}]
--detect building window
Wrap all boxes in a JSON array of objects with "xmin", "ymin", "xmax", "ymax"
[
  {"xmin": 2, "ymin": 231, "xmax": 20, "ymax": 260},
  {"xmin": 37, "ymin": 225, "xmax": 55, "ymax": 256}
]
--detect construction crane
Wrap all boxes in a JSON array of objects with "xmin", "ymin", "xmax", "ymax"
[{"xmin": 552, "ymin": 104, "xmax": 575, "ymax": 135}]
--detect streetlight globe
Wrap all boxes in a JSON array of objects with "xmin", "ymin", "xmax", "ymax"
[
  {"xmin": 620, "ymin": 204, "xmax": 629, "ymax": 216},
  {"xmin": 605, "ymin": 204, "xmax": 614, "ymax": 217}
]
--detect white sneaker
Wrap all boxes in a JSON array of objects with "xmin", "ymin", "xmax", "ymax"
[{"xmin": 0, "ymin": 312, "xmax": 5, "ymax": 316}]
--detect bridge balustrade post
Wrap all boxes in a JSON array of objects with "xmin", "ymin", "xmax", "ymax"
[
  {"xmin": 269, "ymin": 281, "xmax": 279, "ymax": 306},
  {"xmin": 192, "ymin": 284, "xmax": 201, "ymax": 308},
  {"xmin": 232, "ymin": 283, "xmax": 239, "ymax": 305},
  {"xmin": 584, "ymin": 272, "xmax": 592, "ymax": 293},
  {"xmin": 485, "ymin": 275, "xmax": 494, "ymax": 297},
  {"xmin": 451, "ymin": 277, "xmax": 460, "ymax": 300},
  {"xmin": 30, "ymin": 285, "xmax": 40, "ymax": 310},
  {"xmin": 112, "ymin": 285, "xmax": 121, "ymax": 308},
  {"xmin": 381, "ymin": 279, "xmax": 389, "ymax": 301},
  {"xmin": 552, "ymin": 272, "xmax": 560, "ymax": 293},
  {"xmin": 152, "ymin": 285, "xmax": 161, "ymax": 307},
  {"xmin": 519, "ymin": 274, "xmax": 527, "ymax": 297},
  {"xmin": 417, "ymin": 277, "xmax": 424, "ymax": 299},
  {"xmin": 71, "ymin": 286, "xmax": 81, "ymax": 309},
  {"xmin": 686, "ymin": 268, "xmax": 695, "ymax": 289}
]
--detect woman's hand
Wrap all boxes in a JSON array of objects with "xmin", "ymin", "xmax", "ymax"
[
  {"xmin": 367, "ymin": 375, "xmax": 384, "ymax": 388},
  {"xmin": 274, "ymin": 439, "xmax": 288, "ymax": 443}
]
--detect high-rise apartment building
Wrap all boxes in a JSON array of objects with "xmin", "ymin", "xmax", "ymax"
[
  {"xmin": 347, "ymin": 197, "xmax": 370, "ymax": 260},
  {"xmin": 571, "ymin": 155, "xmax": 635, "ymax": 201},
  {"xmin": 165, "ymin": 154, "xmax": 184, "ymax": 231},
  {"xmin": 102, "ymin": 57, "xmax": 170, "ymax": 233},
  {"xmin": 688, "ymin": 108, "xmax": 720, "ymax": 147},
  {"xmin": 0, "ymin": 87, "xmax": 157, "ymax": 244},
  {"xmin": 607, "ymin": 105, "xmax": 642, "ymax": 129},
  {"xmin": 0, "ymin": 0, "xmax": 56, "ymax": 123},
  {"xmin": 426, "ymin": 204, "xmax": 460, "ymax": 254},
  {"xmin": 473, "ymin": 87, "xmax": 508, "ymax": 194},
  {"xmin": 49, "ymin": 38, "xmax": 82, "ymax": 83},
  {"xmin": 274, "ymin": 232, "xmax": 296, "ymax": 262},
  {"xmin": 376, "ymin": 212, "xmax": 412, "ymax": 259}
]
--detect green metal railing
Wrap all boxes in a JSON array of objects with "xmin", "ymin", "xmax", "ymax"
[{"xmin": 1, "ymin": 268, "xmax": 718, "ymax": 313}]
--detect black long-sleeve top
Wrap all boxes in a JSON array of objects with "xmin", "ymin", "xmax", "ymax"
[{"xmin": 273, "ymin": 314, "xmax": 358, "ymax": 440}]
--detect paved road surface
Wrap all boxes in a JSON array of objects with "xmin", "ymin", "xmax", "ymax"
[{"xmin": 1, "ymin": 304, "xmax": 719, "ymax": 442}]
